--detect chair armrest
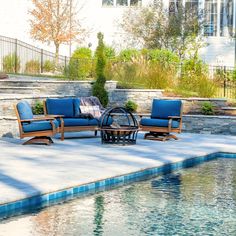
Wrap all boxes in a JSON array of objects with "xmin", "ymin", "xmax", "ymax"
[
  {"xmin": 46, "ymin": 114, "xmax": 64, "ymax": 118},
  {"xmin": 168, "ymin": 116, "xmax": 181, "ymax": 119},
  {"xmin": 20, "ymin": 116, "xmax": 56, "ymax": 122}
]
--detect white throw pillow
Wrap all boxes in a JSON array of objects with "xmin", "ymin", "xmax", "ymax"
[{"xmin": 80, "ymin": 105, "xmax": 101, "ymax": 119}]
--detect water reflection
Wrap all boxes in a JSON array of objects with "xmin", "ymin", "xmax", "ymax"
[
  {"xmin": 93, "ymin": 196, "xmax": 105, "ymax": 236},
  {"xmin": 0, "ymin": 159, "xmax": 235, "ymax": 236}
]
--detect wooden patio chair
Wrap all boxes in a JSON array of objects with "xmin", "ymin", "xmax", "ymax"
[
  {"xmin": 139, "ymin": 99, "xmax": 183, "ymax": 141},
  {"xmin": 14, "ymin": 101, "xmax": 59, "ymax": 145}
]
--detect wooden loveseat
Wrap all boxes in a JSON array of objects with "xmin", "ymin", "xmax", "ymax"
[{"xmin": 43, "ymin": 97, "xmax": 110, "ymax": 140}]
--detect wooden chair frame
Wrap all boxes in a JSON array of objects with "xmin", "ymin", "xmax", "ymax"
[
  {"xmin": 14, "ymin": 104, "xmax": 58, "ymax": 145},
  {"xmin": 43, "ymin": 101, "xmax": 98, "ymax": 141},
  {"xmin": 139, "ymin": 104, "xmax": 183, "ymax": 141}
]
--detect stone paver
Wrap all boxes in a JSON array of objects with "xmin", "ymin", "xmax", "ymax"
[{"xmin": 0, "ymin": 132, "xmax": 235, "ymax": 205}]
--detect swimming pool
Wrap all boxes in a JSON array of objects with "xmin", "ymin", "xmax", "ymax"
[{"xmin": 0, "ymin": 158, "xmax": 235, "ymax": 236}]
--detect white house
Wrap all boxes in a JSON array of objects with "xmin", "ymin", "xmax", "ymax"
[
  {"xmin": 78, "ymin": 0, "xmax": 236, "ymax": 66},
  {"xmin": 0, "ymin": 0, "xmax": 235, "ymax": 66}
]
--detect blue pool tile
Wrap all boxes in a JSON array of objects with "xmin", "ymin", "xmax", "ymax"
[{"xmin": 1, "ymin": 151, "xmax": 236, "ymax": 220}]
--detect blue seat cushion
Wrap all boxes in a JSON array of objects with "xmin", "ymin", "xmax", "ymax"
[
  {"xmin": 23, "ymin": 120, "xmax": 59, "ymax": 133},
  {"xmin": 151, "ymin": 99, "xmax": 182, "ymax": 119},
  {"xmin": 140, "ymin": 118, "xmax": 180, "ymax": 128},
  {"xmin": 73, "ymin": 98, "xmax": 81, "ymax": 116},
  {"xmin": 46, "ymin": 98, "xmax": 74, "ymax": 117},
  {"xmin": 57, "ymin": 118, "xmax": 99, "ymax": 127},
  {"xmin": 17, "ymin": 101, "xmax": 33, "ymax": 120}
]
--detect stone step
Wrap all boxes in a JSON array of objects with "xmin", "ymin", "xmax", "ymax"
[
  {"xmin": 0, "ymin": 87, "xmax": 41, "ymax": 94},
  {"xmin": 221, "ymin": 107, "xmax": 236, "ymax": 116},
  {"xmin": 0, "ymin": 81, "xmax": 41, "ymax": 88}
]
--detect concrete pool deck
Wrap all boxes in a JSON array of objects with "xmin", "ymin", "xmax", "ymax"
[{"xmin": 0, "ymin": 132, "xmax": 236, "ymax": 207}]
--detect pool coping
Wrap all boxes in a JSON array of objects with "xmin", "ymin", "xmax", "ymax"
[{"xmin": 0, "ymin": 151, "xmax": 235, "ymax": 220}]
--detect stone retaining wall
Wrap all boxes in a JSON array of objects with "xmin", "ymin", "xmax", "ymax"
[
  {"xmin": 182, "ymin": 115, "xmax": 236, "ymax": 135},
  {"xmin": 1, "ymin": 78, "xmax": 117, "ymax": 96},
  {"xmin": 0, "ymin": 95, "xmax": 73, "ymax": 117},
  {"xmin": 110, "ymin": 89, "xmax": 164, "ymax": 112},
  {"xmin": 179, "ymin": 98, "xmax": 227, "ymax": 115},
  {"xmin": 2, "ymin": 115, "xmax": 236, "ymax": 138}
]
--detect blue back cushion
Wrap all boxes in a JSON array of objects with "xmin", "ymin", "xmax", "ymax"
[
  {"xmin": 73, "ymin": 98, "xmax": 81, "ymax": 116},
  {"xmin": 17, "ymin": 101, "xmax": 33, "ymax": 120},
  {"xmin": 151, "ymin": 99, "xmax": 182, "ymax": 119},
  {"xmin": 46, "ymin": 98, "xmax": 74, "ymax": 117}
]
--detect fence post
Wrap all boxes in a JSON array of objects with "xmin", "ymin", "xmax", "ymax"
[
  {"xmin": 65, "ymin": 56, "xmax": 67, "ymax": 68},
  {"xmin": 223, "ymin": 66, "xmax": 226, "ymax": 97},
  {"xmin": 15, "ymin": 38, "xmax": 18, "ymax": 73},
  {"xmin": 41, "ymin": 49, "xmax": 43, "ymax": 73}
]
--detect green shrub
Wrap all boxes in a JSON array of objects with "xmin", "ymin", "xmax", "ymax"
[
  {"xmin": 119, "ymin": 49, "xmax": 140, "ymax": 61},
  {"xmin": 117, "ymin": 62, "xmax": 141, "ymax": 88},
  {"xmin": 32, "ymin": 100, "xmax": 44, "ymax": 115},
  {"xmin": 43, "ymin": 60, "xmax": 55, "ymax": 72},
  {"xmin": 69, "ymin": 47, "xmax": 93, "ymax": 79},
  {"xmin": 197, "ymin": 75, "xmax": 217, "ymax": 98},
  {"xmin": 143, "ymin": 61, "xmax": 177, "ymax": 89},
  {"xmin": 104, "ymin": 46, "xmax": 116, "ymax": 59},
  {"xmin": 92, "ymin": 32, "xmax": 109, "ymax": 107},
  {"xmin": 142, "ymin": 49, "xmax": 180, "ymax": 67},
  {"xmin": 66, "ymin": 59, "xmax": 79, "ymax": 80},
  {"xmin": 177, "ymin": 57, "xmax": 216, "ymax": 98},
  {"xmin": 201, "ymin": 102, "xmax": 215, "ymax": 115},
  {"xmin": 125, "ymin": 100, "xmax": 138, "ymax": 112},
  {"xmin": 109, "ymin": 55, "xmax": 177, "ymax": 89},
  {"xmin": 3, "ymin": 54, "xmax": 20, "ymax": 73},
  {"xmin": 25, "ymin": 60, "xmax": 40, "ymax": 74}
]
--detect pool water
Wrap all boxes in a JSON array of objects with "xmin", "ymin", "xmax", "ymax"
[{"xmin": 0, "ymin": 158, "xmax": 236, "ymax": 236}]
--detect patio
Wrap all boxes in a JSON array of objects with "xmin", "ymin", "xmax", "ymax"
[{"xmin": 0, "ymin": 132, "xmax": 235, "ymax": 207}]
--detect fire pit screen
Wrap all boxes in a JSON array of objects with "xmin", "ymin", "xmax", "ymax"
[{"xmin": 99, "ymin": 107, "xmax": 139, "ymax": 145}]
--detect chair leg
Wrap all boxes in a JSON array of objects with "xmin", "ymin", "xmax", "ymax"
[
  {"xmin": 61, "ymin": 132, "xmax": 65, "ymax": 141},
  {"xmin": 144, "ymin": 132, "xmax": 179, "ymax": 141},
  {"xmin": 23, "ymin": 136, "xmax": 52, "ymax": 145},
  {"xmin": 95, "ymin": 130, "xmax": 98, "ymax": 136}
]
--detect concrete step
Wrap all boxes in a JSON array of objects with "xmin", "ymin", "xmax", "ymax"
[{"xmin": 0, "ymin": 87, "xmax": 41, "ymax": 94}]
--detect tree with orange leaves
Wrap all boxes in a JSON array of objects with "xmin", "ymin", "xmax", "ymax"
[{"xmin": 29, "ymin": 0, "xmax": 86, "ymax": 67}]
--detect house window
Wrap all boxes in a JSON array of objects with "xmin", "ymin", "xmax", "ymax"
[
  {"xmin": 102, "ymin": 0, "xmax": 114, "ymax": 6},
  {"xmin": 204, "ymin": 0, "xmax": 218, "ymax": 36},
  {"xmin": 130, "ymin": 0, "xmax": 142, "ymax": 6},
  {"xmin": 169, "ymin": 0, "xmax": 181, "ymax": 13},
  {"xmin": 116, "ymin": 0, "xmax": 128, "ymax": 6},
  {"xmin": 220, "ymin": 0, "xmax": 234, "ymax": 36},
  {"xmin": 102, "ymin": 0, "xmax": 141, "ymax": 7},
  {"xmin": 185, "ymin": 0, "xmax": 198, "ymax": 11}
]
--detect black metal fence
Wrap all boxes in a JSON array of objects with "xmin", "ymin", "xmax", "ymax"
[
  {"xmin": 208, "ymin": 65, "xmax": 236, "ymax": 98},
  {"xmin": 0, "ymin": 35, "xmax": 69, "ymax": 75},
  {"xmin": 1, "ymin": 35, "xmax": 236, "ymax": 99}
]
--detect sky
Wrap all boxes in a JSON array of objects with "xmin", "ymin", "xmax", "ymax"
[{"xmin": 0, "ymin": 0, "xmax": 71, "ymax": 56}]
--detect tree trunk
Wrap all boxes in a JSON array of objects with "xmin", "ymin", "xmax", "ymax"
[{"xmin": 55, "ymin": 43, "xmax": 60, "ymax": 72}]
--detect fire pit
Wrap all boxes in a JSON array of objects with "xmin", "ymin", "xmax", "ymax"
[{"xmin": 99, "ymin": 107, "xmax": 139, "ymax": 145}]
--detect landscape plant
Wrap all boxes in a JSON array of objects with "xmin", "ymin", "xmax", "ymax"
[
  {"xmin": 119, "ymin": 49, "xmax": 140, "ymax": 62},
  {"xmin": 43, "ymin": 60, "xmax": 55, "ymax": 72},
  {"xmin": 201, "ymin": 102, "xmax": 215, "ymax": 115},
  {"xmin": 32, "ymin": 100, "xmax": 44, "ymax": 115},
  {"xmin": 69, "ymin": 47, "xmax": 93, "ymax": 79},
  {"xmin": 3, "ymin": 54, "xmax": 20, "ymax": 73},
  {"xmin": 177, "ymin": 57, "xmax": 216, "ymax": 97},
  {"xmin": 125, "ymin": 100, "xmax": 138, "ymax": 112},
  {"xmin": 25, "ymin": 60, "xmax": 40, "ymax": 74},
  {"xmin": 92, "ymin": 32, "xmax": 109, "ymax": 107}
]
